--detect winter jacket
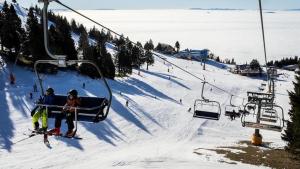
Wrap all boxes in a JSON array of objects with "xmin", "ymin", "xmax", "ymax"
[
  {"xmin": 64, "ymin": 97, "xmax": 81, "ymax": 113},
  {"xmin": 43, "ymin": 95, "xmax": 55, "ymax": 105}
]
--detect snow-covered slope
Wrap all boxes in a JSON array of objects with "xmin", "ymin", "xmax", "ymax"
[
  {"xmin": 0, "ymin": 52, "xmax": 294, "ymax": 168},
  {"xmin": 0, "ymin": 2, "xmax": 296, "ymax": 169}
]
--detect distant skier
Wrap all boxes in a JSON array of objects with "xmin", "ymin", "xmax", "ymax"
[
  {"xmin": 188, "ymin": 107, "xmax": 192, "ymax": 112},
  {"xmin": 126, "ymin": 100, "xmax": 129, "ymax": 107},
  {"xmin": 82, "ymin": 82, "xmax": 85, "ymax": 89},
  {"xmin": 9, "ymin": 73, "xmax": 15, "ymax": 85},
  {"xmin": 180, "ymin": 99, "xmax": 182, "ymax": 104},
  {"xmin": 32, "ymin": 87, "xmax": 55, "ymax": 133},
  {"xmin": 48, "ymin": 89, "xmax": 80, "ymax": 137},
  {"xmin": 29, "ymin": 92, "xmax": 33, "ymax": 99}
]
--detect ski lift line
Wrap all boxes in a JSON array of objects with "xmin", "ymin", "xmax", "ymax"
[
  {"xmin": 258, "ymin": 0, "xmax": 270, "ymax": 86},
  {"xmin": 51, "ymin": 0, "xmax": 247, "ymax": 100}
]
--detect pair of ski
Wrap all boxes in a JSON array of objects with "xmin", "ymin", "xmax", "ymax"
[{"xmin": 23, "ymin": 129, "xmax": 82, "ymax": 146}]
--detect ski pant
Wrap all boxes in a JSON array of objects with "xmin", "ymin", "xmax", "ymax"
[
  {"xmin": 54, "ymin": 111, "xmax": 75, "ymax": 131},
  {"xmin": 32, "ymin": 108, "xmax": 48, "ymax": 129}
]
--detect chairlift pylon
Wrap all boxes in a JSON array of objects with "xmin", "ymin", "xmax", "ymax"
[
  {"xmin": 193, "ymin": 81, "xmax": 221, "ymax": 120},
  {"xmin": 31, "ymin": 0, "xmax": 113, "ymax": 134}
]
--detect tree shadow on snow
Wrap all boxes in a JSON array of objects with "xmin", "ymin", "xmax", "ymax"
[
  {"xmin": 6, "ymin": 90, "xmax": 31, "ymax": 118},
  {"xmin": 139, "ymin": 69, "xmax": 191, "ymax": 90},
  {"xmin": 0, "ymin": 91, "xmax": 15, "ymax": 152},
  {"xmin": 121, "ymin": 94, "xmax": 163, "ymax": 128},
  {"xmin": 124, "ymin": 77, "xmax": 179, "ymax": 104},
  {"xmin": 81, "ymin": 119, "xmax": 127, "ymax": 146},
  {"xmin": 78, "ymin": 95, "xmax": 151, "ymax": 146},
  {"xmin": 110, "ymin": 95, "xmax": 151, "ymax": 135}
]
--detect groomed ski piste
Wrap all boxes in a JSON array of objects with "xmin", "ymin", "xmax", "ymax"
[
  {"xmin": 0, "ymin": 52, "xmax": 295, "ymax": 168},
  {"xmin": 0, "ymin": 2, "xmax": 296, "ymax": 169}
]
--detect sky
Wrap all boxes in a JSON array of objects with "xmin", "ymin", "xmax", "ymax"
[{"xmin": 5, "ymin": 0, "xmax": 300, "ymax": 10}]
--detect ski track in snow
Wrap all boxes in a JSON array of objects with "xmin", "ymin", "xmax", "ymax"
[{"xmin": 0, "ymin": 52, "xmax": 295, "ymax": 168}]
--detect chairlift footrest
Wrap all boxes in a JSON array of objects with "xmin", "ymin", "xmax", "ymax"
[{"xmin": 243, "ymin": 122, "xmax": 282, "ymax": 132}]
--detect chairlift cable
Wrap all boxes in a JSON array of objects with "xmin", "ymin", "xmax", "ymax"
[{"xmin": 53, "ymin": 0, "xmax": 247, "ymax": 100}]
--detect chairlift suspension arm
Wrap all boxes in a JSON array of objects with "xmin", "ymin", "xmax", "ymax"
[
  {"xmin": 201, "ymin": 81, "xmax": 209, "ymax": 102},
  {"xmin": 258, "ymin": 0, "xmax": 270, "ymax": 87},
  {"xmin": 229, "ymin": 95, "xmax": 236, "ymax": 107},
  {"xmin": 40, "ymin": 0, "xmax": 63, "ymax": 60}
]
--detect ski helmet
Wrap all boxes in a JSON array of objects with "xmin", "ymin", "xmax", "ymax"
[
  {"xmin": 46, "ymin": 87, "xmax": 54, "ymax": 95},
  {"xmin": 68, "ymin": 89, "xmax": 78, "ymax": 97}
]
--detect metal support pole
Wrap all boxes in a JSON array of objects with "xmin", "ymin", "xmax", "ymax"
[
  {"xmin": 201, "ymin": 82, "xmax": 208, "ymax": 102},
  {"xmin": 71, "ymin": 108, "xmax": 78, "ymax": 137},
  {"xmin": 39, "ymin": 0, "xmax": 66, "ymax": 60}
]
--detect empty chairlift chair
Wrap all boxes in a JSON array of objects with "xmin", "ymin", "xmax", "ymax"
[
  {"xmin": 193, "ymin": 82, "xmax": 221, "ymax": 120},
  {"xmin": 260, "ymin": 108, "xmax": 278, "ymax": 123}
]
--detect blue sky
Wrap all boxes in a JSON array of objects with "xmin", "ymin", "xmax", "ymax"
[{"xmin": 7, "ymin": 0, "xmax": 300, "ymax": 10}]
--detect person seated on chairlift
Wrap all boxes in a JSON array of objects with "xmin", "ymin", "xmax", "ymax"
[
  {"xmin": 32, "ymin": 87, "xmax": 55, "ymax": 133},
  {"xmin": 48, "ymin": 89, "xmax": 81, "ymax": 137},
  {"xmin": 230, "ymin": 109, "xmax": 236, "ymax": 121}
]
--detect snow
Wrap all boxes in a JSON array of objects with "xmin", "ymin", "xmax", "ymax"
[
  {"xmin": 0, "ymin": 3, "xmax": 297, "ymax": 169},
  {"xmin": 0, "ymin": 51, "xmax": 295, "ymax": 168},
  {"xmin": 56, "ymin": 9, "xmax": 300, "ymax": 64}
]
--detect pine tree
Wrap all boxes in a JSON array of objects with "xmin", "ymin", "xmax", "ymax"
[
  {"xmin": 0, "ymin": 4, "xmax": 5, "ymax": 51},
  {"xmin": 70, "ymin": 19, "xmax": 79, "ymax": 34},
  {"xmin": 250, "ymin": 59, "xmax": 260, "ymax": 70},
  {"xmin": 1, "ymin": 3, "xmax": 24, "ymax": 56},
  {"xmin": 144, "ymin": 39, "xmax": 154, "ymax": 70},
  {"xmin": 116, "ymin": 45, "xmax": 127, "ymax": 76},
  {"xmin": 78, "ymin": 28, "xmax": 89, "ymax": 55},
  {"xmin": 22, "ymin": 7, "xmax": 42, "ymax": 62},
  {"xmin": 56, "ymin": 18, "xmax": 77, "ymax": 60},
  {"xmin": 98, "ymin": 41, "xmax": 115, "ymax": 79},
  {"xmin": 282, "ymin": 65, "xmax": 300, "ymax": 155}
]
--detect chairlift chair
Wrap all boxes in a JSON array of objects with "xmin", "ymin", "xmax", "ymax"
[
  {"xmin": 31, "ymin": 0, "xmax": 113, "ymax": 134},
  {"xmin": 193, "ymin": 82, "xmax": 221, "ymax": 120},
  {"xmin": 224, "ymin": 95, "xmax": 242, "ymax": 118},
  {"xmin": 241, "ymin": 103, "xmax": 285, "ymax": 132}
]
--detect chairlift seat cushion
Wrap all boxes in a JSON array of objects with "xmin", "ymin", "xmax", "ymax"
[
  {"xmin": 259, "ymin": 117, "xmax": 277, "ymax": 123},
  {"xmin": 31, "ymin": 95, "xmax": 108, "ymax": 122},
  {"xmin": 193, "ymin": 110, "xmax": 220, "ymax": 120}
]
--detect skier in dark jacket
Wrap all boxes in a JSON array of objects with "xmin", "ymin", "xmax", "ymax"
[{"xmin": 32, "ymin": 87, "xmax": 55, "ymax": 133}]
